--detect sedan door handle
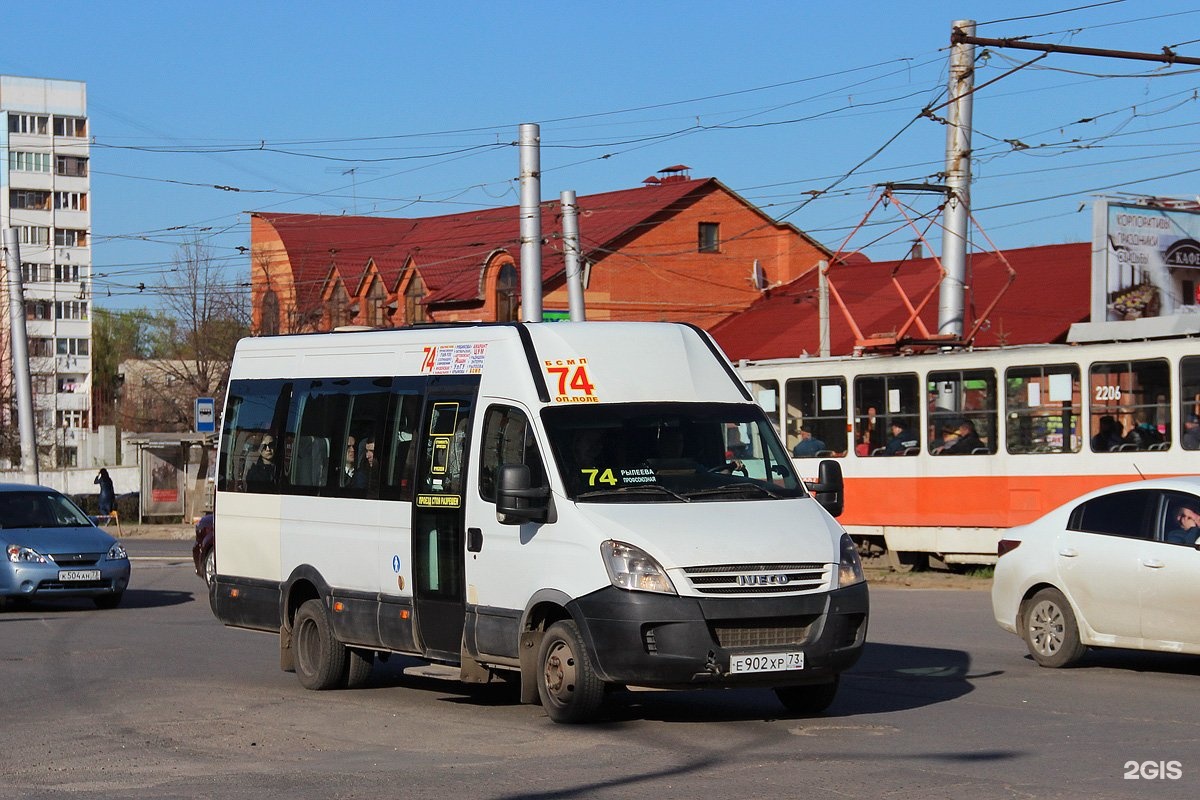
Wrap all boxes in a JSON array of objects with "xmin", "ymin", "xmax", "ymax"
[
  {"xmin": 1141, "ymin": 559, "xmax": 1165, "ymax": 569},
  {"xmin": 1058, "ymin": 547, "xmax": 1078, "ymax": 558}
]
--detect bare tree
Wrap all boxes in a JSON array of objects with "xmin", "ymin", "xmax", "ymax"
[{"xmin": 142, "ymin": 240, "xmax": 249, "ymax": 429}]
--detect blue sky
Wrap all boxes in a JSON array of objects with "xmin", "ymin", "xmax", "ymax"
[{"xmin": 4, "ymin": 1, "xmax": 1200, "ymax": 309}]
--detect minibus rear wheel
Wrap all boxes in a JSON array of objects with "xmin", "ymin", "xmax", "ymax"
[
  {"xmin": 537, "ymin": 620, "xmax": 605, "ymax": 723},
  {"xmin": 294, "ymin": 599, "xmax": 349, "ymax": 690}
]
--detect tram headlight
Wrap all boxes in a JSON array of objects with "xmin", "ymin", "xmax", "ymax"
[
  {"xmin": 837, "ymin": 533, "xmax": 865, "ymax": 588},
  {"xmin": 601, "ymin": 540, "xmax": 676, "ymax": 594}
]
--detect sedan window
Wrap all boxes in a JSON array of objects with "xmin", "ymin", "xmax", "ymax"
[{"xmin": 1068, "ymin": 490, "xmax": 1156, "ymax": 540}]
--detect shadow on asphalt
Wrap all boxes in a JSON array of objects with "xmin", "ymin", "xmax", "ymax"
[
  {"xmin": 351, "ymin": 639, "xmax": 982, "ymax": 723},
  {"xmin": 0, "ymin": 588, "xmax": 195, "ymax": 614}
]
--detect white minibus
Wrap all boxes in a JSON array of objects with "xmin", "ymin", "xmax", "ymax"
[{"xmin": 212, "ymin": 321, "xmax": 867, "ymax": 722}]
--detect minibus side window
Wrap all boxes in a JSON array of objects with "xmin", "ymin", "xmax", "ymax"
[
  {"xmin": 380, "ymin": 389, "xmax": 422, "ymax": 501},
  {"xmin": 218, "ymin": 379, "xmax": 291, "ymax": 494},
  {"xmin": 478, "ymin": 405, "xmax": 546, "ymax": 502}
]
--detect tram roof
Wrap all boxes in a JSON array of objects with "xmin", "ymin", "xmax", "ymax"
[{"xmin": 711, "ymin": 242, "xmax": 1091, "ymax": 362}]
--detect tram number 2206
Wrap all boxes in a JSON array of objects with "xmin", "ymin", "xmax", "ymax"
[{"xmin": 1095, "ymin": 385, "xmax": 1122, "ymax": 401}]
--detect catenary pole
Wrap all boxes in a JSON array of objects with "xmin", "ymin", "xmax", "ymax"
[
  {"xmin": 2, "ymin": 229, "xmax": 40, "ymax": 483},
  {"xmin": 560, "ymin": 190, "xmax": 586, "ymax": 321},
  {"xmin": 938, "ymin": 19, "xmax": 975, "ymax": 339},
  {"xmin": 518, "ymin": 123, "xmax": 543, "ymax": 322}
]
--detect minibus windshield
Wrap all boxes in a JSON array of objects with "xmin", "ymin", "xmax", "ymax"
[{"xmin": 542, "ymin": 402, "xmax": 806, "ymax": 502}]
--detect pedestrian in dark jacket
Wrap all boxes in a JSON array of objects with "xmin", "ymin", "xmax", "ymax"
[{"xmin": 95, "ymin": 468, "xmax": 116, "ymax": 516}]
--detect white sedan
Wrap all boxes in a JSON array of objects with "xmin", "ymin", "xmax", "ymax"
[{"xmin": 992, "ymin": 476, "xmax": 1200, "ymax": 667}]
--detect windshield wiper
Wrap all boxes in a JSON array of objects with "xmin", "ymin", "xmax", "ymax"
[
  {"xmin": 683, "ymin": 482, "xmax": 787, "ymax": 499},
  {"xmin": 577, "ymin": 484, "xmax": 691, "ymax": 502}
]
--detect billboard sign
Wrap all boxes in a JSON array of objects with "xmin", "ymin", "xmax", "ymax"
[{"xmin": 1092, "ymin": 200, "xmax": 1200, "ymax": 322}]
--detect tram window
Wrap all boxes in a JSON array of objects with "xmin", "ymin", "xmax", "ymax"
[
  {"xmin": 927, "ymin": 369, "xmax": 997, "ymax": 455},
  {"xmin": 853, "ymin": 373, "xmax": 920, "ymax": 456},
  {"xmin": 1180, "ymin": 357, "xmax": 1200, "ymax": 450},
  {"xmin": 785, "ymin": 377, "xmax": 847, "ymax": 457},
  {"xmin": 1005, "ymin": 365, "xmax": 1080, "ymax": 454},
  {"xmin": 1089, "ymin": 359, "xmax": 1170, "ymax": 452},
  {"xmin": 747, "ymin": 379, "xmax": 782, "ymax": 435}
]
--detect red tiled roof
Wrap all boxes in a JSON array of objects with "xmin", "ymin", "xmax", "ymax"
[
  {"xmin": 254, "ymin": 178, "xmax": 721, "ymax": 312},
  {"xmin": 711, "ymin": 242, "xmax": 1092, "ymax": 361}
]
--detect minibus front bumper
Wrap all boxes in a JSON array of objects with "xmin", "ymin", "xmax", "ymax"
[{"xmin": 569, "ymin": 581, "xmax": 868, "ymax": 688}]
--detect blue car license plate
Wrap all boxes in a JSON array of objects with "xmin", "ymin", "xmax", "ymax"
[{"xmin": 58, "ymin": 569, "xmax": 100, "ymax": 581}]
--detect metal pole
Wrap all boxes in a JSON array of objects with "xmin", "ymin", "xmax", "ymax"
[
  {"xmin": 518, "ymin": 123, "xmax": 543, "ymax": 322},
  {"xmin": 3, "ymin": 229, "xmax": 40, "ymax": 483},
  {"xmin": 938, "ymin": 19, "xmax": 975, "ymax": 339},
  {"xmin": 560, "ymin": 190, "xmax": 586, "ymax": 321},
  {"xmin": 818, "ymin": 260, "xmax": 830, "ymax": 358}
]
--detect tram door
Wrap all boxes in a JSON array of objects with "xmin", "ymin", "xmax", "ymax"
[{"xmin": 411, "ymin": 377, "xmax": 477, "ymax": 660}]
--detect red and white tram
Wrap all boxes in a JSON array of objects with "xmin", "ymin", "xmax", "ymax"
[{"xmin": 736, "ymin": 335, "xmax": 1200, "ymax": 569}]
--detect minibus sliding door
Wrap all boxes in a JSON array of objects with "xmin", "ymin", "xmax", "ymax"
[{"xmin": 411, "ymin": 377, "xmax": 478, "ymax": 660}]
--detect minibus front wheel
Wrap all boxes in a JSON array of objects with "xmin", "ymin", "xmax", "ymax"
[{"xmin": 537, "ymin": 620, "xmax": 606, "ymax": 723}]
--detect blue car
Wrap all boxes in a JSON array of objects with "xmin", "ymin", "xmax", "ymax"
[{"xmin": 0, "ymin": 483, "xmax": 131, "ymax": 609}]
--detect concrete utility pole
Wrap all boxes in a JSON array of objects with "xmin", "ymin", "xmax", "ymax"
[
  {"xmin": 938, "ymin": 19, "xmax": 975, "ymax": 339},
  {"xmin": 560, "ymin": 190, "xmax": 586, "ymax": 321},
  {"xmin": 518, "ymin": 123, "xmax": 543, "ymax": 322},
  {"xmin": 818, "ymin": 260, "xmax": 830, "ymax": 358},
  {"xmin": 2, "ymin": 229, "xmax": 40, "ymax": 483}
]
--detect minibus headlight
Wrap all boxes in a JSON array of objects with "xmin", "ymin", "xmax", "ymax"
[
  {"xmin": 601, "ymin": 540, "xmax": 676, "ymax": 595},
  {"xmin": 837, "ymin": 533, "xmax": 865, "ymax": 588}
]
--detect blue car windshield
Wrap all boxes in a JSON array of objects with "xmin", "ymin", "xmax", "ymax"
[
  {"xmin": 542, "ymin": 402, "xmax": 805, "ymax": 503},
  {"xmin": 0, "ymin": 491, "xmax": 93, "ymax": 529}
]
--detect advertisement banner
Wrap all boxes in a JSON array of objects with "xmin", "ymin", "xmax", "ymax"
[{"xmin": 1097, "ymin": 201, "xmax": 1200, "ymax": 321}]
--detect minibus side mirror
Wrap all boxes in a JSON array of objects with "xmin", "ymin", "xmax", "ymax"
[
  {"xmin": 496, "ymin": 464, "xmax": 552, "ymax": 525},
  {"xmin": 804, "ymin": 459, "xmax": 844, "ymax": 518}
]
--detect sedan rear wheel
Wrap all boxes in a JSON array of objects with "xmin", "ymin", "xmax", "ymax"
[{"xmin": 1023, "ymin": 588, "xmax": 1086, "ymax": 668}]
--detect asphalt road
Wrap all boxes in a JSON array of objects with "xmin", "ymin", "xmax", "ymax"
[{"xmin": 1, "ymin": 539, "xmax": 1197, "ymax": 799}]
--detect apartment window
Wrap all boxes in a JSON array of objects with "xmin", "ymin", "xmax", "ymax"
[
  {"xmin": 56, "ymin": 338, "xmax": 89, "ymax": 357},
  {"xmin": 55, "ymin": 155, "xmax": 88, "ymax": 177},
  {"xmin": 21, "ymin": 262, "xmax": 51, "ymax": 283},
  {"xmin": 57, "ymin": 410, "xmax": 85, "ymax": 428},
  {"xmin": 56, "ymin": 300, "xmax": 89, "ymax": 320},
  {"xmin": 54, "ymin": 228, "xmax": 88, "ymax": 247},
  {"xmin": 9, "ymin": 114, "xmax": 49, "ymax": 135},
  {"xmin": 53, "ymin": 116, "xmax": 88, "ymax": 138},
  {"xmin": 55, "ymin": 263, "xmax": 81, "ymax": 283},
  {"xmin": 25, "ymin": 300, "xmax": 52, "ymax": 320},
  {"xmin": 698, "ymin": 222, "xmax": 720, "ymax": 253},
  {"xmin": 10, "ymin": 151, "xmax": 51, "ymax": 173},
  {"xmin": 10, "ymin": 190, "xmax": 51, "ymax": 210},
  {"xmin": 32, "ymin": 374, "xmax": 53, "ymax": 394},
  {"xmin": 54, "ymin": 191, "xmax": 87, "ymax": 211},
  {"xmin": 17, "ymin": 226, "xmax": 50, "ymax": 246},
  {"xmin": 57, "ymin": 378, "xmax": 80, "ymax": 394},
  {"xmin": 29, "ymin": 338, "xmax": 54, "ymax": 357}
]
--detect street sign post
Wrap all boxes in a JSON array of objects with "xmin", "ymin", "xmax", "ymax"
[{"xmin": 195, "ymin": 397, "xmax": 216, "ymax": 433}]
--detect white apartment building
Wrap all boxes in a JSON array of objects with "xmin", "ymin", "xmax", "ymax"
[{"xmin": 1, "ymin": 75, "xmax": 91, "ymax": 468}]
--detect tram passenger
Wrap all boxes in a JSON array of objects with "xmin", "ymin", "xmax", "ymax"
[
  {"xmin": 1183, "ymin": 414, "xmax": 1200, "ymax": 450},
  {"xmin": 938, "ymin": 419, "xmax": 984, "ymax": 455},
  {"xmin": 884, "ymin": 421, "xmax": 918, "ymax": 455},
  {"xmin": 1090, "ymin": 415, "xmax": 1124, "ymax": 452},
  {"xmin": 792, "ymin": 425, "xmax": 826, "ymax": 457},
  {"xmin": 1124, "ymin": 412, "xmax": 1163, "ymax": 449}
]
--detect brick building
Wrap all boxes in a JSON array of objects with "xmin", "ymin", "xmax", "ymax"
[{"xmin": 249, "ymin": 169, "xmax": 831, "ymax": 334}]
